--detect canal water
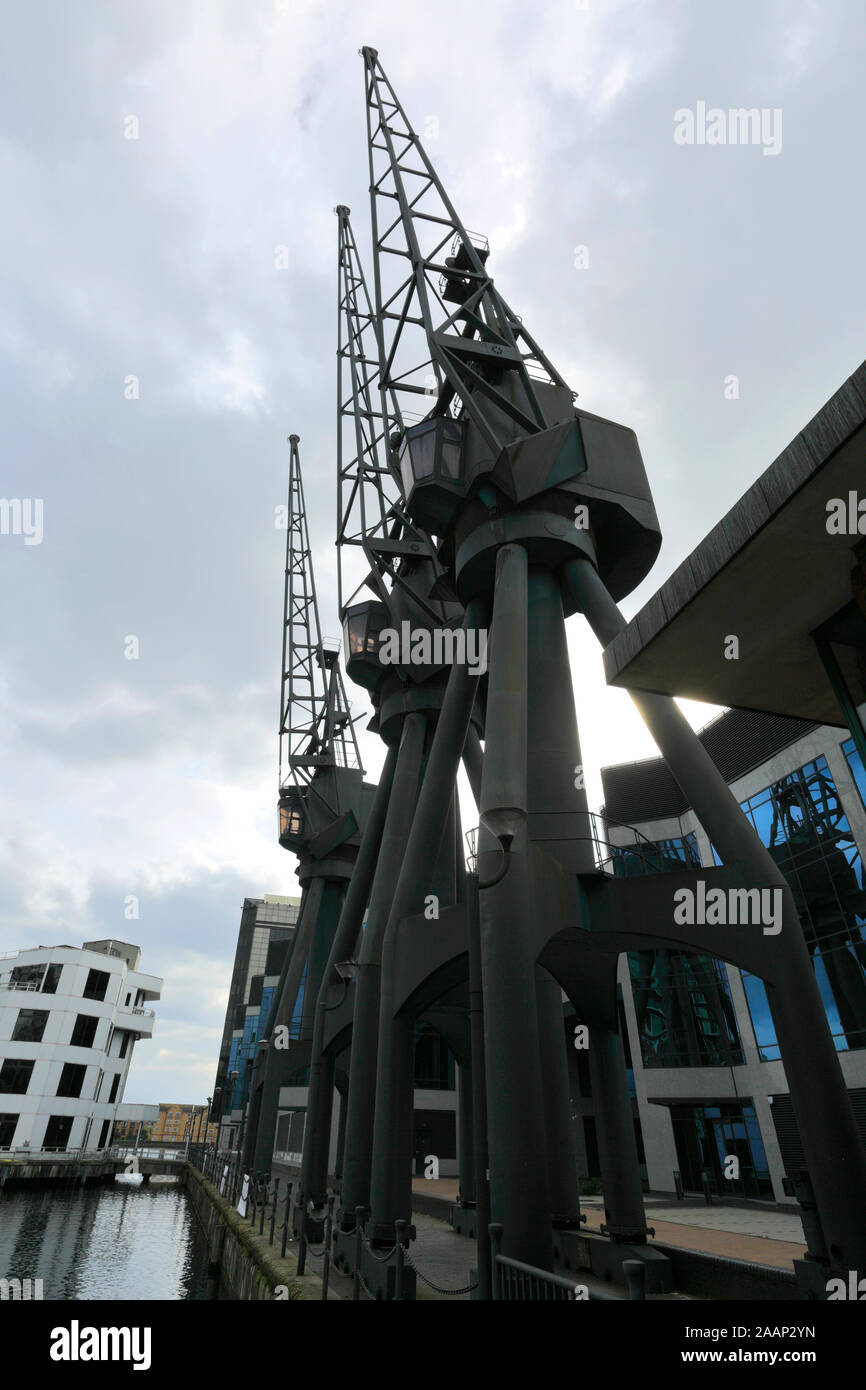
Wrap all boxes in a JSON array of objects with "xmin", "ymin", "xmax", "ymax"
[{"xmin": 0, "ymin": 1177, "xmax": 211, "ymax": 1299}]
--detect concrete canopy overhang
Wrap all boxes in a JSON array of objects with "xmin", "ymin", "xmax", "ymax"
[{"xmin": 603, "ymin": 362, "xmax": 866, "ymax": 723}]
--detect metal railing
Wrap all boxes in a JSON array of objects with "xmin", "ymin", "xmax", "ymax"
[
  {"xmin": 465, "ymin": 812, "xmax": 700, "ymax": 877},
  {"xmin": 489, "ymin": 1224, "xmax": 646, "ymax": 1300},
  {"xmin": 182, "ymin": 1151, "xmax": 650, "ymax": 1303}
]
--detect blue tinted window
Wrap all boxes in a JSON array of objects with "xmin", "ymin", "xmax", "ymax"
[{"xmin": 842, "ymin": 737, "xmax": 866, "ymax": 811}]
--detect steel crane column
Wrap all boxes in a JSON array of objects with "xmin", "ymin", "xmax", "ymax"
[
  {"xmin": 299, "ymin": 742, "xmax": 399, "ymax": 1209},
  {"xmin": 526, "ymin": 564, "xmax": 587, "ymax": 1227},
  {"xmin": 466, "ymin": 872, "xmax": 492, "ymax": 1298},
  {"xmin": 478, "ymin": 543, "xmax": 553, "ymax": 1270},
  {"xmin": 367, "ymin": 598, "xmax": 489, "ymax": 1240},
  {"xmin": 339, "ymin": 712, "xmax": 427, "ymax": 1228},
  {"xmin": 300, "ymin": 879, "xmax": 349, "ymax": 1040},
  {"xmin": 588, "ymin": 1025, "xmax": 648, "ymax": 1241},
  {"xmin": 456, "ymin": 1061, "xmax": 476, "ymax": 1206},
  {"xmin": 534, "ymin": 964, "xmax": 582, "ymax": 1227}
]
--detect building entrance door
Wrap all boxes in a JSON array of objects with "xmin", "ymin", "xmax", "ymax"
[{"xmin": 670, "ymin": 1102, "xmax": 772, "ymax": 1199}]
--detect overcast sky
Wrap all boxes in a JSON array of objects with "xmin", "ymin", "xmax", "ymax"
[{"xmin": 2, "ymin": 0, "xmax": 864, "ymax": 1105}]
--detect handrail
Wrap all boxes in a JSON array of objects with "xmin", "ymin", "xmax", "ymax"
[
  {"xmin": 489, "ymin": 1224, "xmax": 646, "ymax": 1301},
  {"xmin": 465, "ymin": 812, "xmax": 700, "ymax": 877}
]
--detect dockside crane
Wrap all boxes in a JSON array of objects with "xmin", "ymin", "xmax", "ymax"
[
  {"xmin": 289, "ymin": 208, "xmax": 484, "ymax": 1287},
  {"xmin": 344, "ymin": 45, "xmax": 866, "ymax": 1292},
  {"xmin": 241, "ymin": 436, "xmax": 376, "ymax": 1175}
]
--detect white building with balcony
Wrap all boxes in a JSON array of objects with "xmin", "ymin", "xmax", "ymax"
[{"xmin": 0, "ymin": 938, "xmax": 161, "ymax": 1153}]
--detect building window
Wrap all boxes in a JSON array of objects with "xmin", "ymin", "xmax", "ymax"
[
  {"xmin": 70, "ymin": 1014, "xmax": 99, "ymax": 1049},
  {"xmin": 0, "ymin": 1114, "xmax": 17, "ymax": 1149},
  {"xmin": 611, "ymin": 834, "xmax": 745, "ymax": 1068},
  {"xmin": 98, "ymin": 1119, "xmax": 111, "ymax": 1148},
  {"xmin": 9, "ymin": 963, "xmax": 45, "ymax": 991},
  {"xmin": 413, "ymin": 1022, "xmax": 455, "ymax": 1089},
  {"xmin": 43, "ymin": 963, "xmax": 63, "ymax": 994},
  {"xmin": 57, "ymin": 1063, "xmax": 87, "ymax": 1099},
  {"xmin": 737, "ymin": 756, "xmax": 866, "ymax": 1056},
  {"xmin": 118, "ymin": 1031, "xmax": 130, "ymax": 1060},
  {"xmin": 842, "ymin": 737, "xmax": 866, "ymax": 811},
  {"xmin": 108, "ymin": 1073, "xmax": 120, "ymax": 1103},
  {"xmin": 12, "ymin": 1009, "xmax": 49, "ymax": 1043},
  {"xmin": 83, "ymin": 968, "xmax": 110, "ymax": 1002},
  {"xmin": 611, "ymin": 830, "xmax": 702, "ymax": 877},
  {"xmin": 275, "ymin": 1109, "xmax": 306, "ymax": 1156},
  {"xmin": 43, "ymin": 1115, "xmax": 73, "ymax": 1151},
  {"xmin": 627, "ymin": 950, "xmax": 744, "ymax": 1069},
  {"xmin": 0, "ymin": 1059, "xmax": 35, "ymax": 1095},
  {"xmin": 13, "ymin": 963, "xmax": 63, "ymax": 993}
]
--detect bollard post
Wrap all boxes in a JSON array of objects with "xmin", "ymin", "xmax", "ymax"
[
  {"xmin": 297, "ymin": 1213, "xmax": 307, "ymax": 1277},
  {"xmin": 395, "ymin": 1218, "xmax": 406, "ymax": 1301},
  {"xmin": 489, "ymin": 1224, "xmax": 503, "ymax": 1301},
  {"xmin": 701, "ymin": 1170, "xmax": 713, "ymax": 1206},
  {"xmin": 270, "ymin": 1177, "xmax": 280, "ymax": 1246},
  {"xmin": 673, "ymin": 1170, "xmax": 684, "ymax": 1201},
  {"xmin": 353, "ymin": 1205, "xmax": 367, "ymax": 1301},
  {"xmin": 281, "ymin": 1182, "xmax": 293, "ymax": 1259},
  {"xmin": 622, "ymin": 1259, "xmax": 646, "ymax": 1301},
  {"xmin": 321, "ymin": 1195, "xmax": 334, "ymax": 1301}
]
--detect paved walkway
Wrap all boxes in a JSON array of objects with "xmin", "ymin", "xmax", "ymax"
[{"xmin": 411, "ymin": 1181, "xmax": 807, "ymax": 1272}]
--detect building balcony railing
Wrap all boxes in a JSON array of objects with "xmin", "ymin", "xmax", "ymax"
[{"xmin": 117, "ymin": 1005, "xmax": 156, "ymax": 1033}]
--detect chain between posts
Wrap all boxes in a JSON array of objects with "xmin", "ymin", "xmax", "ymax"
[
  {"xmin": 402, "ymin": 1252, "xmax": 478, "ymax": 1296},
  {"xmin": 196, "ymin": 1167, "xmax": 477, "ymax": 1300}
]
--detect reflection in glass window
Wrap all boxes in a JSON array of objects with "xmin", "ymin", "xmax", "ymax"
[
  {"xmin": 738, "ymin": 756, "xmax": 866, "ymax": 1056},
  {"xmin": 842, "ymin": 737, "xmax": 866, "ymax": 811},
  {"xmin": 614, "ymin": 833, "xmax": 744, "ymax": 1068},
  {"xmin": 12, "ymin": 1009, "xmax": 49, "ymax": 1043},
  {"xmin": 440, "ymin": 421, "xmax": 462, "ymax": 478},
  {"xmin": 407, "ymin": 425, "xmax": 436, "ymax": 479},
  {"xmin": 9, "ymin": 963, "xmax": 45, "ymax": 991},
  {"xmin": 670, "ymin": 1101, "xmax": 772, "ymax": 1198},
  {"xmin": 43, "ymin": 964, "xmax": 63, "ymax": 994}
]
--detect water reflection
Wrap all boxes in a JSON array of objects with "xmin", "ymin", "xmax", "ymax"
[{"xmin": 0, "ymin": 1179, "xmax": 210, "ymax": 1300}]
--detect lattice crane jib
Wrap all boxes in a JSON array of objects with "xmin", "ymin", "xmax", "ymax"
[
  {"xmin": 361, "ymin": 46, "xmax": 574, "ymax": 462},
  {"xmin": 336, "ymin": 203, "xmax": 451, "ymax": 633},
  {"xmin": 279, "ymin": 435, "xmax": 361, "ymax": 843}
]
